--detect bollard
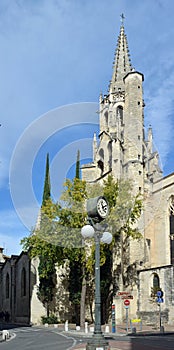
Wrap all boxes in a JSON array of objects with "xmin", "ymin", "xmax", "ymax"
[
  {"xmin": 2, "ymin": 330, "xmax": 10, "ymax": 340},
  {"xmin": 105, "ymin": 325, "xmax": 110, "ymax": 333},
  {"xmin": 160, "ymin": 326, "xmax": 164, "ymax": 333},
  {"xmin": 85, "ymin": 322, "xmax": 88, "ymax": 333},
  {"xmin": 65, "ymin": 320, "xmax": 68, "ymax": 331},
  {"xmin": 132, "ymin": 327, "xmax": 136, "ymax": 334}
]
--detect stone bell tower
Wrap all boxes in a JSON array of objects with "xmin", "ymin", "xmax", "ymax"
[{"xmin": 82, "ymin": 17, "xmax": 162, "ymax": 191}]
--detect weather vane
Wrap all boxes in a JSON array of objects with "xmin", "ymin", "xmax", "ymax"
[{"xmin": 120, "ymin": 13, "xmax": 125, "ymax": 26}]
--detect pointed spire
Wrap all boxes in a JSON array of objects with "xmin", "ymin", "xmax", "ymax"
[
  {"xmin": 109, "ymin": 16, "xmax": 132, "ymax": 93},
  {"xmin": 75, "ymin": 149, "xmax": 80, "ymax": 179},
  {"xmin": 42, "ymin": 153, "xmax": 51, "ymax": 206}
]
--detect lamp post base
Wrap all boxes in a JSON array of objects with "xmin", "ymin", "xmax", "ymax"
[{"xmin": 86, "ymin": 333, "xmax": 110, "ymax": 350}]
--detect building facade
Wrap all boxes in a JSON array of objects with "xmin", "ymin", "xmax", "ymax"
[{"xmin": 82, "ymin": 22, "xmax": 174, "ymax": 325}]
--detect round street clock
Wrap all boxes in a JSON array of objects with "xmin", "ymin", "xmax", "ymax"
[
  {"xmin": 87, "ymin": 196, "xmax": 109, "ymax": 221},
  {"xmin": 96, "ymin": 197, "xmax": 109, "ymax": 219}
]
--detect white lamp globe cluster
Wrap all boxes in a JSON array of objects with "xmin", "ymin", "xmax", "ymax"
[{"xmin": 81, "ymin": 225, "xmax": 112, "ymax": 244}]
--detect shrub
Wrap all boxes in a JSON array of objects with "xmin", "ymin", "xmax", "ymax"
[{"xmin": 41, "ymin": 314, "xmax": 58, "ymax": 324}]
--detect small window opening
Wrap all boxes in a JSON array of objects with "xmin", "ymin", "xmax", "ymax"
[
  {"xmin": 6, "ymin": 273, "xmax": 10, "ymax": 299},
  {"xmin": 21, "ymin": 267, "xmax": 27, "ymax": 297}
]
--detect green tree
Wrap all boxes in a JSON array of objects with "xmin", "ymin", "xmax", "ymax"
[
  {"xmin": 59, "ymin": 177, "xmax": 88, "ymax": 327},
  {"xmin": 42, "ymin": 153, "xmax": 51, "ymax": 207},
  {"xmin": 38, "ymin": 256, "xmax": 56, "ymax": 317},
  {"xmin": 103, "ymin": 175, "xmax": 143, "ymax": 300},
  {"xmin": 22, "ymin": 176, "xmax": 88, "ymax": 325},
  {"xmin": 22, "ymin": 174, "xmax": 143, "ymax": 325},
  {"xmin": 86, "ymin": 175, "xmax": 143, "ymax": 322},
  {"xmin": 103, "ymin": 175, "xmax": 142, "ymax": 239},
  {"xmin": 75, "ymin": 149, "xmax": 80, "ymax": 179},
  {"xmin": 40, "ymin": 153, "xmax": 55, "ymax": 316}
]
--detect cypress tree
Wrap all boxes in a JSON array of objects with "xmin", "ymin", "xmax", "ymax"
[
  {"xmin": 42, "ymin": 153, "xmax": 51, "ymax": 206},
  {"xmin": 75, "ymin": 149, "xmax": 80, "ymax": 179}
]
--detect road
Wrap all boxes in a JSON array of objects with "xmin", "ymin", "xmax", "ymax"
[
  {"xmin": 0, "ymin": 326, "xmax": 79, "ymax": 350},
  {"xmin": 1, "ymin": 326, "xmax": 174, "ymax": 350}
]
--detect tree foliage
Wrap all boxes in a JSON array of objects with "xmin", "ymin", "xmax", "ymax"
[
  {"xmin": 42, "ymin": 153, "xmax": 51, "ymax": 207},
  {"xmin": 21, "ymin": 173, "xmax": 143, "ymax": 324},
  {"xmin": 103, "ymin": 175, "xmax": 142, "ymax": 239},
  {"xmin": 75, "ymin": 149, "xmax": 80, "ymax": 179}
]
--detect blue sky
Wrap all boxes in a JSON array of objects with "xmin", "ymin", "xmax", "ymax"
[{"xmin": 0, "ymin": 0, "xmax": 174, "ymax": 255}]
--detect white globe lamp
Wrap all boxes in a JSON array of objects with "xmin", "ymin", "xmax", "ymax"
[
  {"xmin": 101, "ymin": 231, "xmax": 112, "ymax": 244},
  {"xmin": 81, "ymin": 225, "xmax": 95, "ymax": 239}
]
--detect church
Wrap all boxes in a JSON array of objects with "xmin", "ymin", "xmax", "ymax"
[
  {"xmin": 82, "ymin": 18, "xmax": 174, "ymax": 326},
  {"xmin": 0, "ymin": 17, "xmax": 174, "ymax": 326}
]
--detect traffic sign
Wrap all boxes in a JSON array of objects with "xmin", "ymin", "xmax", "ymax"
[
  {"xmin": 156, "ymin": 297, "xmax": 164, "ymax": 303},
  {"xmin": 156, "ymin": 290, "xmax": 164, "ymax": 303},
  {"xmin": 121, "ymin": 295, "xmax": 133, "ymax": 300},
  {"xmin": 124, "ymin": 299, "xmax": 130, "ymax": 306},
  {"xmin": 117, "ymin": 291, "xmax": 130, "ymax": 296}
]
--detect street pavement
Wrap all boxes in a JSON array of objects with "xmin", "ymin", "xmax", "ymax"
[
  {"xmin": 0, "ymin": 322, "xmax": 174, "ymax": 350},
  {"xmin": 68, "ymin": 323, "xmax": 174, "ymax": 350}
]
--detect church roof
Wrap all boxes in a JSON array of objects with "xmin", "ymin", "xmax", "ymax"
[{"xmin": 109, "ymin": 20, "xmax": 132, "ymax": 93}]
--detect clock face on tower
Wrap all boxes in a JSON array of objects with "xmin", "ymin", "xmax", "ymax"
[{"xmin": 96, "ymin": 197, "xmax": 109, "ymax": 219}]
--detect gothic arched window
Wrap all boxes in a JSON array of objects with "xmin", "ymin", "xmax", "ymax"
[
  {"xmin": 21, "ymin": 267, "xmax": 27, "ymax": 297},
  {"xmin": 6, "ymin": 273, "xmax": 10, "ymax": 299},
  {"xmin": 117, "ymin": 105, "xmax": 123, "ymax": 126},
  {"xmin": 108, "ymin": 142, "xmax": 112, "ymax": 170},
  {"xmin": 104, "ymin": 111, "xmax": 108, "ymax": 129},
  {"xmin": 98, "ymin": 148, "xmax": 104, "ymax": 175},
  {"xmin": 151, "ymin": 273, "xmax": 160, "ymax": 298},
  {"xmin": 169, "ymin": 196, "xmax": 174, "ymax": 264},
  {"xmin": 153, "ymin": 274, "xmax": 160, "ymax": 289}
]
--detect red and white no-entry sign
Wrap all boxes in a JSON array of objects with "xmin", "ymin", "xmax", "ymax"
[{"xmin": 124, "ymin": 299, "xmax": 130, "ymax": 306}]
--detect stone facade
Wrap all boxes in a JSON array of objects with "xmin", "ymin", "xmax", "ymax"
[
  {"xmin": 138, "ymin": 265, "xmax": 174, "ymax": 325},
  {"xmin": 82, "ymin": 23, "xmax": 174, "ymax": 325},
  {"xmin": 0, "ymin": 252, "xmax": 31, "ymax": 324},
  {"xmin": 0, "ymin": 251, "xmax": 72, "ymax": 325}
]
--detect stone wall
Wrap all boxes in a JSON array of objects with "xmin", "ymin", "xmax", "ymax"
[{"xmin": 138, "ymin": 265, "xmax": 174, "ymax": 325}]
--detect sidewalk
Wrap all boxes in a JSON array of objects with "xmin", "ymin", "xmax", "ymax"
[{"xmin": 69, "ymin": 323, "xmax": 174, "ymax": 350}]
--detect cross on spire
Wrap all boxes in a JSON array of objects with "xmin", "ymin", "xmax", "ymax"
[{"xmin": 120, "ymin": 13, "xmax": 125, "ymax": 26}]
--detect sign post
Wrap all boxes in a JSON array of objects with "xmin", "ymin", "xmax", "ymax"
[
  {"xmin": 111, "ymin": 304, "xmax": 116, "ymax": 333},
  {"xmin": 124, "ymin": 300, "xmax": 130, "ymax": 333},
  {"xmin": 156, "ymin": 290, "xmax": 164, "ymax": 332}
]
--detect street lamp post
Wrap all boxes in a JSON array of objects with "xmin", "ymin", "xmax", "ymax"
[{"xmin": 81, "ymin": 196, "xmax": 112, "ymax": 350}]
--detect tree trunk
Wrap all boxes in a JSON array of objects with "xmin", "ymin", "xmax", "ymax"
[
  {"xmin": 80, "ymin": 274, "xmax": 87, "ymax": 328},
  {"xmin": 89, "ymin": 300, "xmax": 94, "ymax": 324},
  {"xmin": 75, "ymin": 304, "xmax": 80, "ymax": 326},
  {"xmin": 47, "ymin": 303, "xmax": 49, "ymax": 317}
]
